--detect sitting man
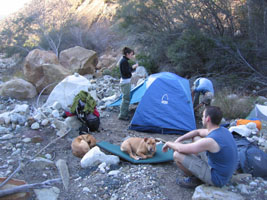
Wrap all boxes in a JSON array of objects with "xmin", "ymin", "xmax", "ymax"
[
  {"xmin": 162, "ymin": 106, "xmax": 238, "ymax": 188},
  {"xmin": 192, "ymin": 78, "xmax": 214, "ymax": 111}
]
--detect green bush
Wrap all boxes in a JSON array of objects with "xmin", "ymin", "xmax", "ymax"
[
  {"xmin": 111, "ymin": 66, "xmax": 120, "ymax": 78},
  {"xmin": 167, "ymin": 31, "xmax": 215, "ymax": 76},
  {"xmin": 212, "ymin": 88, "xmax": 256, "ymax": 120},
  {"xmin": 135, "ymin": 53, "xmax": 158, "ymax": 74}
]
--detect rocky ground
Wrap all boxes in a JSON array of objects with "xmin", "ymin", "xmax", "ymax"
[
  {"xmin": 0, "ymin": 93, "xmax": 267, "ymax": 200},
  {"xmin": 0, "ymin": 57, "xmax": 266, "ymax": 199}
]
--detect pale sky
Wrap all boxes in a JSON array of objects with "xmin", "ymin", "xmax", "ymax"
[{"xmin": 0, "ymin": 0, "xmax": 30, "ymax": 16}]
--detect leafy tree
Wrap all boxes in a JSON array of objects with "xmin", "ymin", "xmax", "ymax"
[
  {"xmin": 116, "ymin": 0, "xmax": 267, "ymax": 90},
  {"xmin": 0, "ymin": 13, "xmax": 37, "ymax": 56}
]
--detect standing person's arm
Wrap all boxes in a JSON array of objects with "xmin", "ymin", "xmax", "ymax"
[{"xmin": 132, "ymin": 63, "xmax": 138, "ymax": 70}]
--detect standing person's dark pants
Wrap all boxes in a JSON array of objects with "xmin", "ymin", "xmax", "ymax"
[
  {"xmin": 119, "ymin": 82, "xmax": 131, "ymax": 119},
  {"xmin": 193, "ymin": 91, "xmax": 201, "ymax": 108}
]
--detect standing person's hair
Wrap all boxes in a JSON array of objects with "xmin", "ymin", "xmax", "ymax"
[
  {"xmin": 122, "ymin": 47, "xmax": 134, "ymax": 56},
  {"xmin": 204, "ymin": 106, "xmax": 223, "ymax": 125}
]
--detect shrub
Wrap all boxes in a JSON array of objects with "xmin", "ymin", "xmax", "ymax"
[
  {"xmin": 167, "ymin": 30, "xmax": 215, "ymax": 76},
  {"xmin": 212, "ymin": 88, "xmax": 256, "ymax": 120},
  {"xmin": 135, "ymin": 53, "xmax": 158, "ymax": 75},
  {"xmin": 102, "ymin": 69, "xmax": 112, "ymax": 76},
  {"xmin": 111, "ymin": 66, "xmax": 120, "ymax": 78}
]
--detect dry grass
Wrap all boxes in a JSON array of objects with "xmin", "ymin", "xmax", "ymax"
[{"xmin": 212, "ymin": 88, "xmax": 256, "ymax": 120}]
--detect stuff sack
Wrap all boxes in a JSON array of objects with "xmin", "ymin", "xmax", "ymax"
[
  {"xmin": 236, "ymin": 119, "xmax": 262, "ymax": 131},
  {"xmin": 234, "ymin": 133, "xmax": 267, "ymax": 178}
]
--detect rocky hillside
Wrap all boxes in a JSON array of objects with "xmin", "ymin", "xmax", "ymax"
[
  {"xmin": 73, "ymin": 0, "xmax": 119, "ymax": 26},
  {"xmin": 0, "ymin": 0, "xmax": 119, "ymax": 27}
]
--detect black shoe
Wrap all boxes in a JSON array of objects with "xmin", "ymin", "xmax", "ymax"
[
  {"xmin": 176, "ymin": 176, "xmax": 203, "ymax": 189},
  {"xmin": 118, "ymin": 116, "xmax": 130, "ymax": 121}
]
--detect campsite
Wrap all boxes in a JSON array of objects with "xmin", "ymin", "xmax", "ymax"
[
  {"xmin": 0, "ymin": 0, "xmax": 267, "ymax": 199},
  {"xmin": 0, "ymin": 71, "xmax": 267, "ymax": 200}
]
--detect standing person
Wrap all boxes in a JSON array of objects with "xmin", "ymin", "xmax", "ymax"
[
  {"xmin": 162, "ymin": 106, "xmax": 238, "ymax": 188},
  {"xmin": 118, "ymin": 47, "xmax": 138, "ymax": 120},
  {"xmin": 192, "ymin": 78, "xmax": 214, "ymax": 111}
]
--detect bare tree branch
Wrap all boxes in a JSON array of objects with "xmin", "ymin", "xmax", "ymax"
[
  {"xmin": 236, "ymin": 47, "xmax": 266, "ymax": 78},
  {"xmin": 0, "ymin": 162, "xmax": 22, "ymax": 189},
  {"xmin": 0, "ymin": 178, "xmax": 61, "ymax": 198}
]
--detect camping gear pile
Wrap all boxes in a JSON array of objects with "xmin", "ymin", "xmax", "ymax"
[
  {"xmin": 45, "ymin": 74, "xmax": 100, "ymax": 133},
  {"xmin": 70, "ymin": 90, "xmax": 100, "ymax": 133},
  {"xmin": 228, "ymin": 106, "xmax": 267, "ymax": 178},
  {"xmin": 109, "ymin": 72, "xmax": 267, "ymax": 178},
  {"xmin": 44, "ymin": 72, "xmax": 267, "ymax": 178}
]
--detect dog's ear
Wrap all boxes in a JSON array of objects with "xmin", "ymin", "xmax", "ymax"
[
  {"xmin": 144, "ymin": 137, "xmax": 148, "ymax": 142},
  {"xmin": 155, "ymin": 137, "xmax": 166, "ymax": 143}
]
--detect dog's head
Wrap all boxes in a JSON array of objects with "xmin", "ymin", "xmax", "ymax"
[
  {"xmin": 81, "ymin": 134, "xmax": 96, "ymax": 148},
  {"xmin": 144, "ymin": 137, "xmax": 156, "ymax": 153}
]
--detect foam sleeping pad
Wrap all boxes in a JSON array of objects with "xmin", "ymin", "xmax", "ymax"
[{"xmin": 96, "ymin": 141, "xmax": 173, "ymax": 164}]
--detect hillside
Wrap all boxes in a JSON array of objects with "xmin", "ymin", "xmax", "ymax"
[{"xmin": 0, "ymin": 0, "xmax": 267, "ymax": 92}]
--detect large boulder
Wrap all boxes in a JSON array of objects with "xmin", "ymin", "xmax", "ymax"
[
  {"xmin": 96, "ymin": 54, "xmax": 117, "ymax": 70},
  {"xmin": 24, "ymin": 49, "xmax": 71, "ymax": 94},
  {"xmin": 59, "ymin": 46, "xmax": 98, "ymax": 75},
  {"xmin": 0, "ymin": 78, "xmax": 37, "ymax": 99}
]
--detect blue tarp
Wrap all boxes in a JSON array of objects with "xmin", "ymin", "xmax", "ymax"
[{"xmin": 108, "ymin": 80, "xmax": 147, "ymax": 107}]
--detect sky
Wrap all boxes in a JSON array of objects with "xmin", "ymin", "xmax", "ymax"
[{"xmin": 0, "ymin": 0, "xmax": 30, "ymax": 17}]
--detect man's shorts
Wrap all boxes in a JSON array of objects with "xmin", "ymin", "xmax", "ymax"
[
  {"xmin": 201, "ymin": 92, "xmax": 213, "ymax": 105},
  {"xmin": 182, "ymin": 153, "xmax": 213, "ymax": 185}
]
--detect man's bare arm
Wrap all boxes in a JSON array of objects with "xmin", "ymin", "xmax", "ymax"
[
  {"xmin": 164, "ymin": 138, "xmax": 218, "ymax": 154},
  {"xmin": 175, "ymin": 129, "xmax": 209, "ymax": 143}
]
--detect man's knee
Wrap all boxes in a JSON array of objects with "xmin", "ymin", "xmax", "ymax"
[
  {"xmin": 192, "ymin": 136, "xmax": 202, "ymax": 142},
  {"xmin": 173, "ymin": 151, "xmax": 184, "ymax": 163}
]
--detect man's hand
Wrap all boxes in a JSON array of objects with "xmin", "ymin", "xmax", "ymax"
[
  {"xmin": 175, "ymin": 137, "xmax": 182, "ymax": 143},
  {"xmin": 162, "ymin": 142, "xmax": 169, "ymax": 152}
]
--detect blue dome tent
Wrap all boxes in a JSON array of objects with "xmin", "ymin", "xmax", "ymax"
[{"xmin": 109, "ymin": 72, "xmax": 196, "ymax": 134}]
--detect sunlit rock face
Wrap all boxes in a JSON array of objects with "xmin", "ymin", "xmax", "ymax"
[{"xmin": 24, "ymin": 49, "xmax": 71, "ymax": 94}]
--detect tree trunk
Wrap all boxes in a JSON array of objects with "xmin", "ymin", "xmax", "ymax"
[{"xmin": 247, "ymin": 0, "xmax": 254, "ymax": 40}]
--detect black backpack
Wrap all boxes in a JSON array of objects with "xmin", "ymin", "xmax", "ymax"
[
  {"xmin": 234, "ymin": 133, "xmax": 267, "ymax": 178},
  {"xmin": 76, "ymin": 100, "xmax": 100, "ymax": 132}
]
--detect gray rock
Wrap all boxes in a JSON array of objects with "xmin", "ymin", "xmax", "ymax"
[
  {"xmin": 31, "ymin": 122, "xmax": 40, "ymax": 129},
  {"xmin": 0, "ymin": 133, "xmax": 13, "ymax": 140},
  {"xmin": 192, "ymin": 185, "xmax": 244, "ymax": 200},
  {"xmin": 0, "ymin": 126, "xmax": 9, "ymax": 134},
  {"xmin": 237, "ymin": 184, "xmax": 250, "ymax": 194},
  {"xmin": 34, "ymin": 187, "xmax": 60, "ymax": 200},
  {"xmin": 56, "ymin": 159, "xmax": 69, "ymax": 191}
]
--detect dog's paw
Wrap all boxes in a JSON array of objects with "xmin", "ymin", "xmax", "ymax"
[{"xmin": 137, "ymin": 156, "xmax": 147, "ymax": 160}]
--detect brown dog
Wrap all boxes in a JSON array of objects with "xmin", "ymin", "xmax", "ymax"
[
  {"xmin": 71, "ymin": 134, "xmax": 96, "ymax": 158},
  {"xmin": 120, "ymin": 137, "xmax": 157, "ymax": 160}
]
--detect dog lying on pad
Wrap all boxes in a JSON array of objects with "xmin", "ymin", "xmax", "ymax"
[
  {"xmin": 71, "ymin": 134, "xmax": 96, "ymax": 158},
  {"xmin": 120, "ymin": 137, "xmax": 157, "ymax": 160},
  {"xmin": 97, "ymin": 141, "xmax": 173, "ymax": 164}
]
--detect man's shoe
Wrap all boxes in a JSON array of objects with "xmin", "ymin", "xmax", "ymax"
[
  {"xmin": 176, "ymin": 176, "xmax": 203, "ymax": 189},
  {"xmin": 118, "ymin": 116, "xmax": 130, "ymax": 121}
]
